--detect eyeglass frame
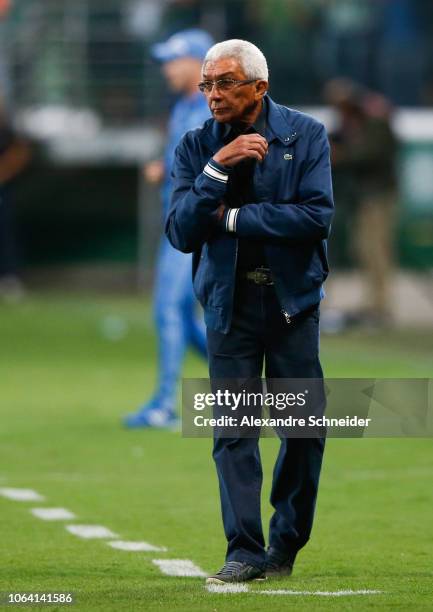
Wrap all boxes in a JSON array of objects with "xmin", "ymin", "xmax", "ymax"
[{"xmin": 198, "ymin": 78, "xmax": 258, "ymax": 94}]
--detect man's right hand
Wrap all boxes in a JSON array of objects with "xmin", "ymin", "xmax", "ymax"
[{"xmin": 213, "ymin": 134, "xmax": 268, "ymax": 167}]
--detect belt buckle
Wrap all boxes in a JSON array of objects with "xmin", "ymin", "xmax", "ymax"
[{"xmin": 253, "ymin": 267, "xmax": 273, "ymax": 285}]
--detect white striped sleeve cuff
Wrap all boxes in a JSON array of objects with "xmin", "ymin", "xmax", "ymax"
[
  {"xmin": 225, "ymin": 207, "xmax": 240, "ymax": 233},
  {"xmin": 203, "ymin": 161, "xmax": 229, "ymax": 184}
]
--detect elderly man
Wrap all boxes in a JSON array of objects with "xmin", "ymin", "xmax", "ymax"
[{"xmin": 166, "ymin": 40, "xmax": 334, "ymax": 583}]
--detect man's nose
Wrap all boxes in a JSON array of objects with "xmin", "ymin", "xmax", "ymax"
[{"xmin": 208, "ymin": 85, "xmax": 223, "ymax": 102}]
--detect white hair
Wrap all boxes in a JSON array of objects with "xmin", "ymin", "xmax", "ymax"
[{"xmin": 203, "ymin": 39, "xmax": 268, "ymax": 81}]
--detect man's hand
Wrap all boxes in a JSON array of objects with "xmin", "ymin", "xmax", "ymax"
[
  {"xmin": 213, "ymin": 134, "xmax": 268, "ymax": 167},
  {"xmin": 215, "ymin": 201, "xmax": 226, "ymax": 223}
]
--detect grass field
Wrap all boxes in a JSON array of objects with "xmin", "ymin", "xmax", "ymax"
[{"xmin": 1, "ymin": 294, "xmax": 432, "ymax": 611}]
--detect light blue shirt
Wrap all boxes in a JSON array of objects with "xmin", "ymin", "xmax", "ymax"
[{"xmin": 161, "ymin": 91, "xmax": 210, "ymax": 216}]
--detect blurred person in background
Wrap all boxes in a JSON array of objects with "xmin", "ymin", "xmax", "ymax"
[
  {"xmin": 325, "ymin": 78, "xmax": 398, "ymax": 326},
  {"xmin": 0, "ymin": 93, "xmax": 31, "ymax": 302},
  {"xmin": 124, "ymin": 29, "xmax": 213, "ymax": 428}
]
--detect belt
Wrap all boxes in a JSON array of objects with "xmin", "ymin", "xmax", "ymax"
[{"xmin": 242, "ymin": 267, "xmax": 274, "ymax": 286}]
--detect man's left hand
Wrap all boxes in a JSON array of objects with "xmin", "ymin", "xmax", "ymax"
[{"xmin": 215, "ymin": 202, "xmax": 226, "ymax": 223}]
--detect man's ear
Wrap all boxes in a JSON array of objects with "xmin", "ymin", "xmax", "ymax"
[{"xmin": 255, "ymin": 80, "xmax": 268, "ymax": 100}]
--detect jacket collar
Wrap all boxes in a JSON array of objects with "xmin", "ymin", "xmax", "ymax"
[
  {"xmin": 265, "ymin": 94, "xmax": 299, "ymax": 145},
  {"xmin": 201, "ymin": 94, "xmax": 299, "ymax": 150}
]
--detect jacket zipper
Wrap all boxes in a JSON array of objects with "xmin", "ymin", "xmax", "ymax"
[
  {"xmin": 255, "ymin": 149, "xmax": 292, "ymax": 328},
  {"xmin": 263, "ymin": 246, "xmax": 292, "ymax": 326},
  {"xmin": 228, "ymin": 237, "xmax": 239, "ymax": 329}
]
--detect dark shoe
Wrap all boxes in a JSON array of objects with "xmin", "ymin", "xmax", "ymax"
[
  {"xmin": 206, "ymin": 561, "xmax": 266, "ymax": 584},
  {"xmin": 265, "ymin": 547, "xmax": 294, "ymax": 577}
]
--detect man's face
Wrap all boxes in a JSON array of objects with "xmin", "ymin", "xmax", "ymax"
[
  {"xmin": 162, "ymin": 57, "xmax": 201, "ymax": 93},
  {"xmin": 201, "ymin": 57, "xmax": 267, "ymax": 124}
]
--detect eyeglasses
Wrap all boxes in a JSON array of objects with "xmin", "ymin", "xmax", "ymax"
[{"xmin": 198, "ymin": 78, "xmax": 258, "ymax": 94}]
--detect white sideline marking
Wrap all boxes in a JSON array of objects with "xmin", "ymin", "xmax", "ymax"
[
  {"xmin": 0, "ymin": 488, "xmax": 45, "ymax": 501},
  {"xmin": 206, "ymin": 586, "xmax": 383, "ymax": 597},
  {"xmin": 260, "ymin": 589, "xmax": 383, "ymax": 597},
  {"xmin": 108, "ymin": 540, "xmax": 167, "ymax": 552},
  {"xmin": 66, "ymin": 525, "xmax": 118, "ymax": 539},
  {"xmin": 153, "ymin": 559, "xmax": 206, "ymax": 577},
  {"xmin": 206, "ymin": 584, "xmax": 249, "ymax": 593},
  {"xmin": 31, "ymin": 507, "xmax": 76, "ymax": 521}
]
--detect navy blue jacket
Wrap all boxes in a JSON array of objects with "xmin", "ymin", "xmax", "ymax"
[{"xmin": 165, "ymin": 95, "xmax": 334, "ymax": 333}]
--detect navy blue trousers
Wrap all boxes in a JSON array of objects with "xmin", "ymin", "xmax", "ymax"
[{"xmin": 206, "ymin": 279, "xmax": 325, "ymax": 570}]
